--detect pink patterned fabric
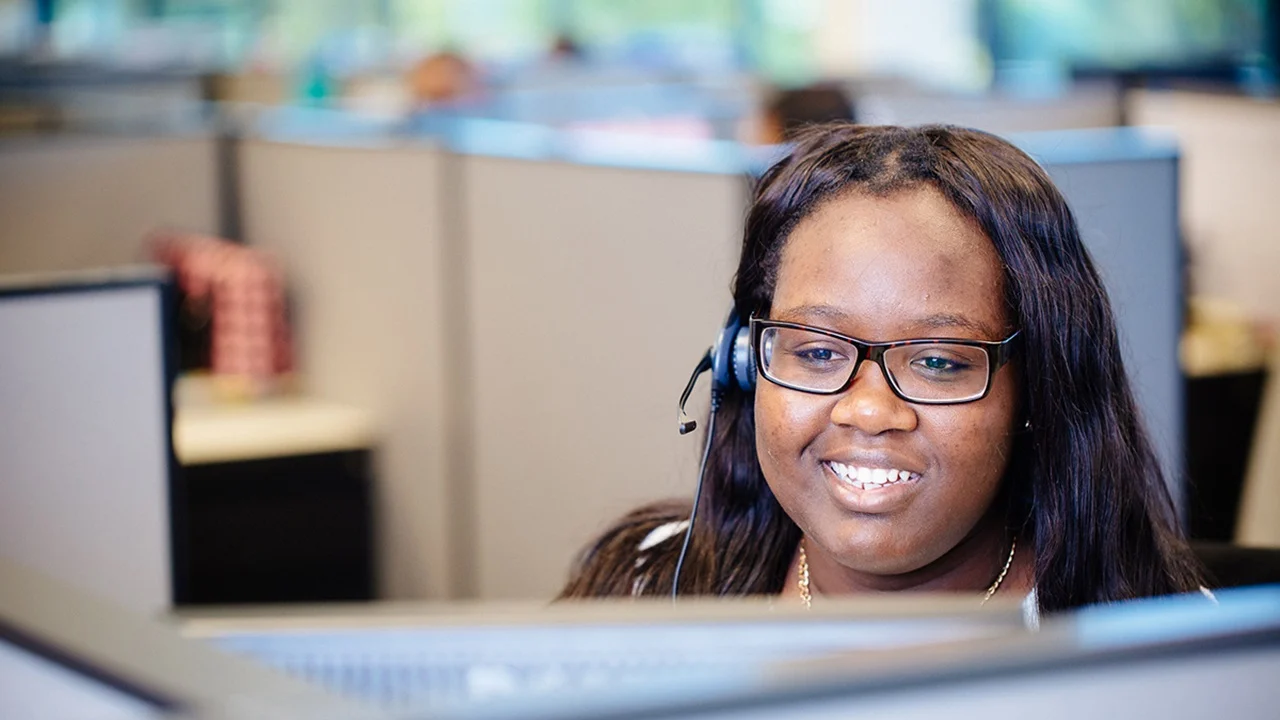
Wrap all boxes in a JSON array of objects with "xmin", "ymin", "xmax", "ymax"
[{"xmin": 151, "ymin": 234, "xmax": 293, "ymax": 383}]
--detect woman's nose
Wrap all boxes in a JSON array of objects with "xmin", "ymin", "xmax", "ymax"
[{"xmin": 829, "ymin": 359, "xmax": 918, "ymax": 434}]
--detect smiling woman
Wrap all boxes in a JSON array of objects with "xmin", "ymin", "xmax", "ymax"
[{"xmin": 557, "ymin": 123, "xmax": 1205, "ymax": 615}]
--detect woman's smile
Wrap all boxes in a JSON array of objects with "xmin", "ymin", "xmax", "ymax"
[
  {"xmin": 823, "ymin": 460, "xmax": 922, "ymax": 514},
  {"xmin": 826, "ymin": 461, "xmax": 920, "ymax": 490}
]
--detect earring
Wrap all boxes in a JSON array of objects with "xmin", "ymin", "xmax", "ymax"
[{"xmin": 1023, "ymin": 418, "xmax": 1033, "ymax": 431}]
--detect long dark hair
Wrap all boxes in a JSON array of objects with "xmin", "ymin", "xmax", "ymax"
[{"xmin": 560, "ymin": 124, "xmax": 1203, "ymax": 612}]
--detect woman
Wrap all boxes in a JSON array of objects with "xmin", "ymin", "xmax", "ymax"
[{"xmin": 559, "ymin": 123, "xmax": 1204, "ymax": 615}]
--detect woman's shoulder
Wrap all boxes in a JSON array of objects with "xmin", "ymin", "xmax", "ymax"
[{"xmin": 557, "ymin": 499, "xmax": 692, "ymax": 600}]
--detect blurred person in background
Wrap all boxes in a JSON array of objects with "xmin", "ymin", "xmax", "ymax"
[
  {"xmin": 560, "ymin": 123, "xmax": 1206, "ymax": 621},
  {"xmin": 549, "ymin": 34, "xmax": 584, "ymax": 62},
  {"xmin": 408, "ymin": 49, "xmax": 478, "ymax": 109},
  {"xmin": 403, "ymin": 48, "xmax": 487, "ymax": 131},
  {"xmin": 757, "ymin": 83, "xmax": 856, "ymax": 144}
]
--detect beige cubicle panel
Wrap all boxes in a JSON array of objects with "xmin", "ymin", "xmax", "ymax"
[
  {"xmin": 0, "ymin": 134, "xmax": 218, "ymax": 273},
  {"xmin": 462, "ymin": 156, "xmax": 743, "ymax": 599},
  {"xmin": 1128, "ymin": 89, "xmax": 1280, "ymax": 321},
  {"xmin": 1238, "ymin": 348, "xmax": 1280, "ymax": 548},
  {"xmin": 238, "ymin": 138, "xmax": 454, "ymax": 601}
]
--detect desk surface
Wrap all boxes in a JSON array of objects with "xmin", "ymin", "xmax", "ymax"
[{"xmin": 174, "ymin": 395, "xmax": 375, "ymax": 465}]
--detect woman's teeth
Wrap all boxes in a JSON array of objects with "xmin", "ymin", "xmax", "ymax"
[{"xmin": 826, "ymin": 461, "xmax": 920, "ymax": 489}]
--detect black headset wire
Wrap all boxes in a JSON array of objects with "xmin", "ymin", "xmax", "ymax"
[{"xmin": 671, "ymin": 383, "xmax": 722, "ymax": 601}]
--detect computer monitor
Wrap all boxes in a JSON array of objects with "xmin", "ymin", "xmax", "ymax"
[
  {"xmin": 447, "ymin": 586, "xmax": 1280, "ymax": 720},
  {"xmin": 0, "ymin": 267, "xmax": 180, "ymax": 614},
  {"xmin": 183, "ymin": 587, "xmax": 1280, "ymax": 720},
  {"xmin": 179, "ymin": 595, "xmax": 1027, "ymax": 716},
  {"xmin": 0, "ymin": 632, "xmax": 171, "ymax": 720},
  {"xmin": 0, "ymin": 557, "xmax": 380, "ymax": 719}
]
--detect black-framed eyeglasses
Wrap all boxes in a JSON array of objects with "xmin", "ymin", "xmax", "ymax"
[{"xmin": 750, "ymin": 318, "xmax": 1020, "ymax": 405}]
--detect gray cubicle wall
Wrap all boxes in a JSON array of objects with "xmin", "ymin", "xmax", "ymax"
[
  {"xmin": 0, "ymin": 134, "xmax": 218, "ymax": 273},
  {"xmin": 1025, "ymin": 129, "xmax": 1184, "ymax": 516},
  {"xmin": 238, "ymin": 138, "xmax": 455, "ymax": 601}
]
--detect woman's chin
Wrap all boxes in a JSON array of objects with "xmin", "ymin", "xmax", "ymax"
[{"xmin": 815, "ymin": 537, "xmax": 933, "ymax": 580}]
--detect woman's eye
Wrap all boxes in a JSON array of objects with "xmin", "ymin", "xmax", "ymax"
[
  {"xmin": 791, "ymin": 346, "xmax": 845, "ymax": 364},
  {"xmin": 914, "ymin": 356, "xmax": 968, "ymax": 374}
]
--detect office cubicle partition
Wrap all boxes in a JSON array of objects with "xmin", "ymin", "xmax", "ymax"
[
  {"xmin": 239, "ymin": 138, "xmax": 455, "ymax": 601},
  {"xmin": 1128, "ymin": 89, "xmax": 1280, "ymax": 321},
  {"xmin": 0, "ymin": 269, "xmax": 180, "ymax": 615},
  {"xmin": 0, "ymin": 134, "xmax": 218, "ymax": 274},
  {"xmin": 461, "ymin": 153, "xmax": 744, "ymax": 599}
]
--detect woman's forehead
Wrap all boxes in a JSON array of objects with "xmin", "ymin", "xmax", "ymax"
[{"xmin": 772, "ymin": 187, "xmax": 1008, "ymax": 338}]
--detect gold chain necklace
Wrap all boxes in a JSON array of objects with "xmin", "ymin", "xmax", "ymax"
[{"xmin": 796, "ymin": 537, "xmax": 1017, "ymax": 609}]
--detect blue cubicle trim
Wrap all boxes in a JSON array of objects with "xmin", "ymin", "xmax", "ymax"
[
  {"xmin": 246, "ymin": 105, "xmax": 439, "ymax": 151},
  {"xmin": 245, "ymin": 109, "xmax": 1181, "ymax": 179},
  {"xmin": 558, "ymin": 132, "xmax": 747, "ymax": 175},
  {"xmin": 438, "ymin": 116, "xmax": 759, "ymax": 175},
  {"xmin": 1009, "ymin": 125, "xmax": 1180, "ymax": 166},
  {"xmin": 442, "ymin": 118, "xmax": 557, "ymax": 160},
  {"xmin": 243, "ymin": 108, "xmax": 771, "ymax": 175},
  {"xmin": 523, "ymin": 123, "xmax": 1179, "ymax": 177}
]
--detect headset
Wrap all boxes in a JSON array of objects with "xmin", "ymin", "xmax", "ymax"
[{"xmin": 671, "ymin": 308, "xmax": 756, "ymax": 599}]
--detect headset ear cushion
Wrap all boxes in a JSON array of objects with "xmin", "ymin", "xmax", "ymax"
[
  {"xmin": 732, "ymin": 325, "xmax": 755, "ymax": 391},
  {"xmin": 711, "ymin": 309, "xmax": 742, "ymax": 393}
]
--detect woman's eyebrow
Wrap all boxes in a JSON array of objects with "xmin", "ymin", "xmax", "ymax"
[
  {"xmin": 915, "ymin": 313, "xmax": 1001, "ymax": 338},
  {"xmin": 770, "ymin": 304, "xmax": 851, "ymax": 324},
  {"xmin": 774, "ymin": 306, "xmax": 1001, "ymax": 338}
]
